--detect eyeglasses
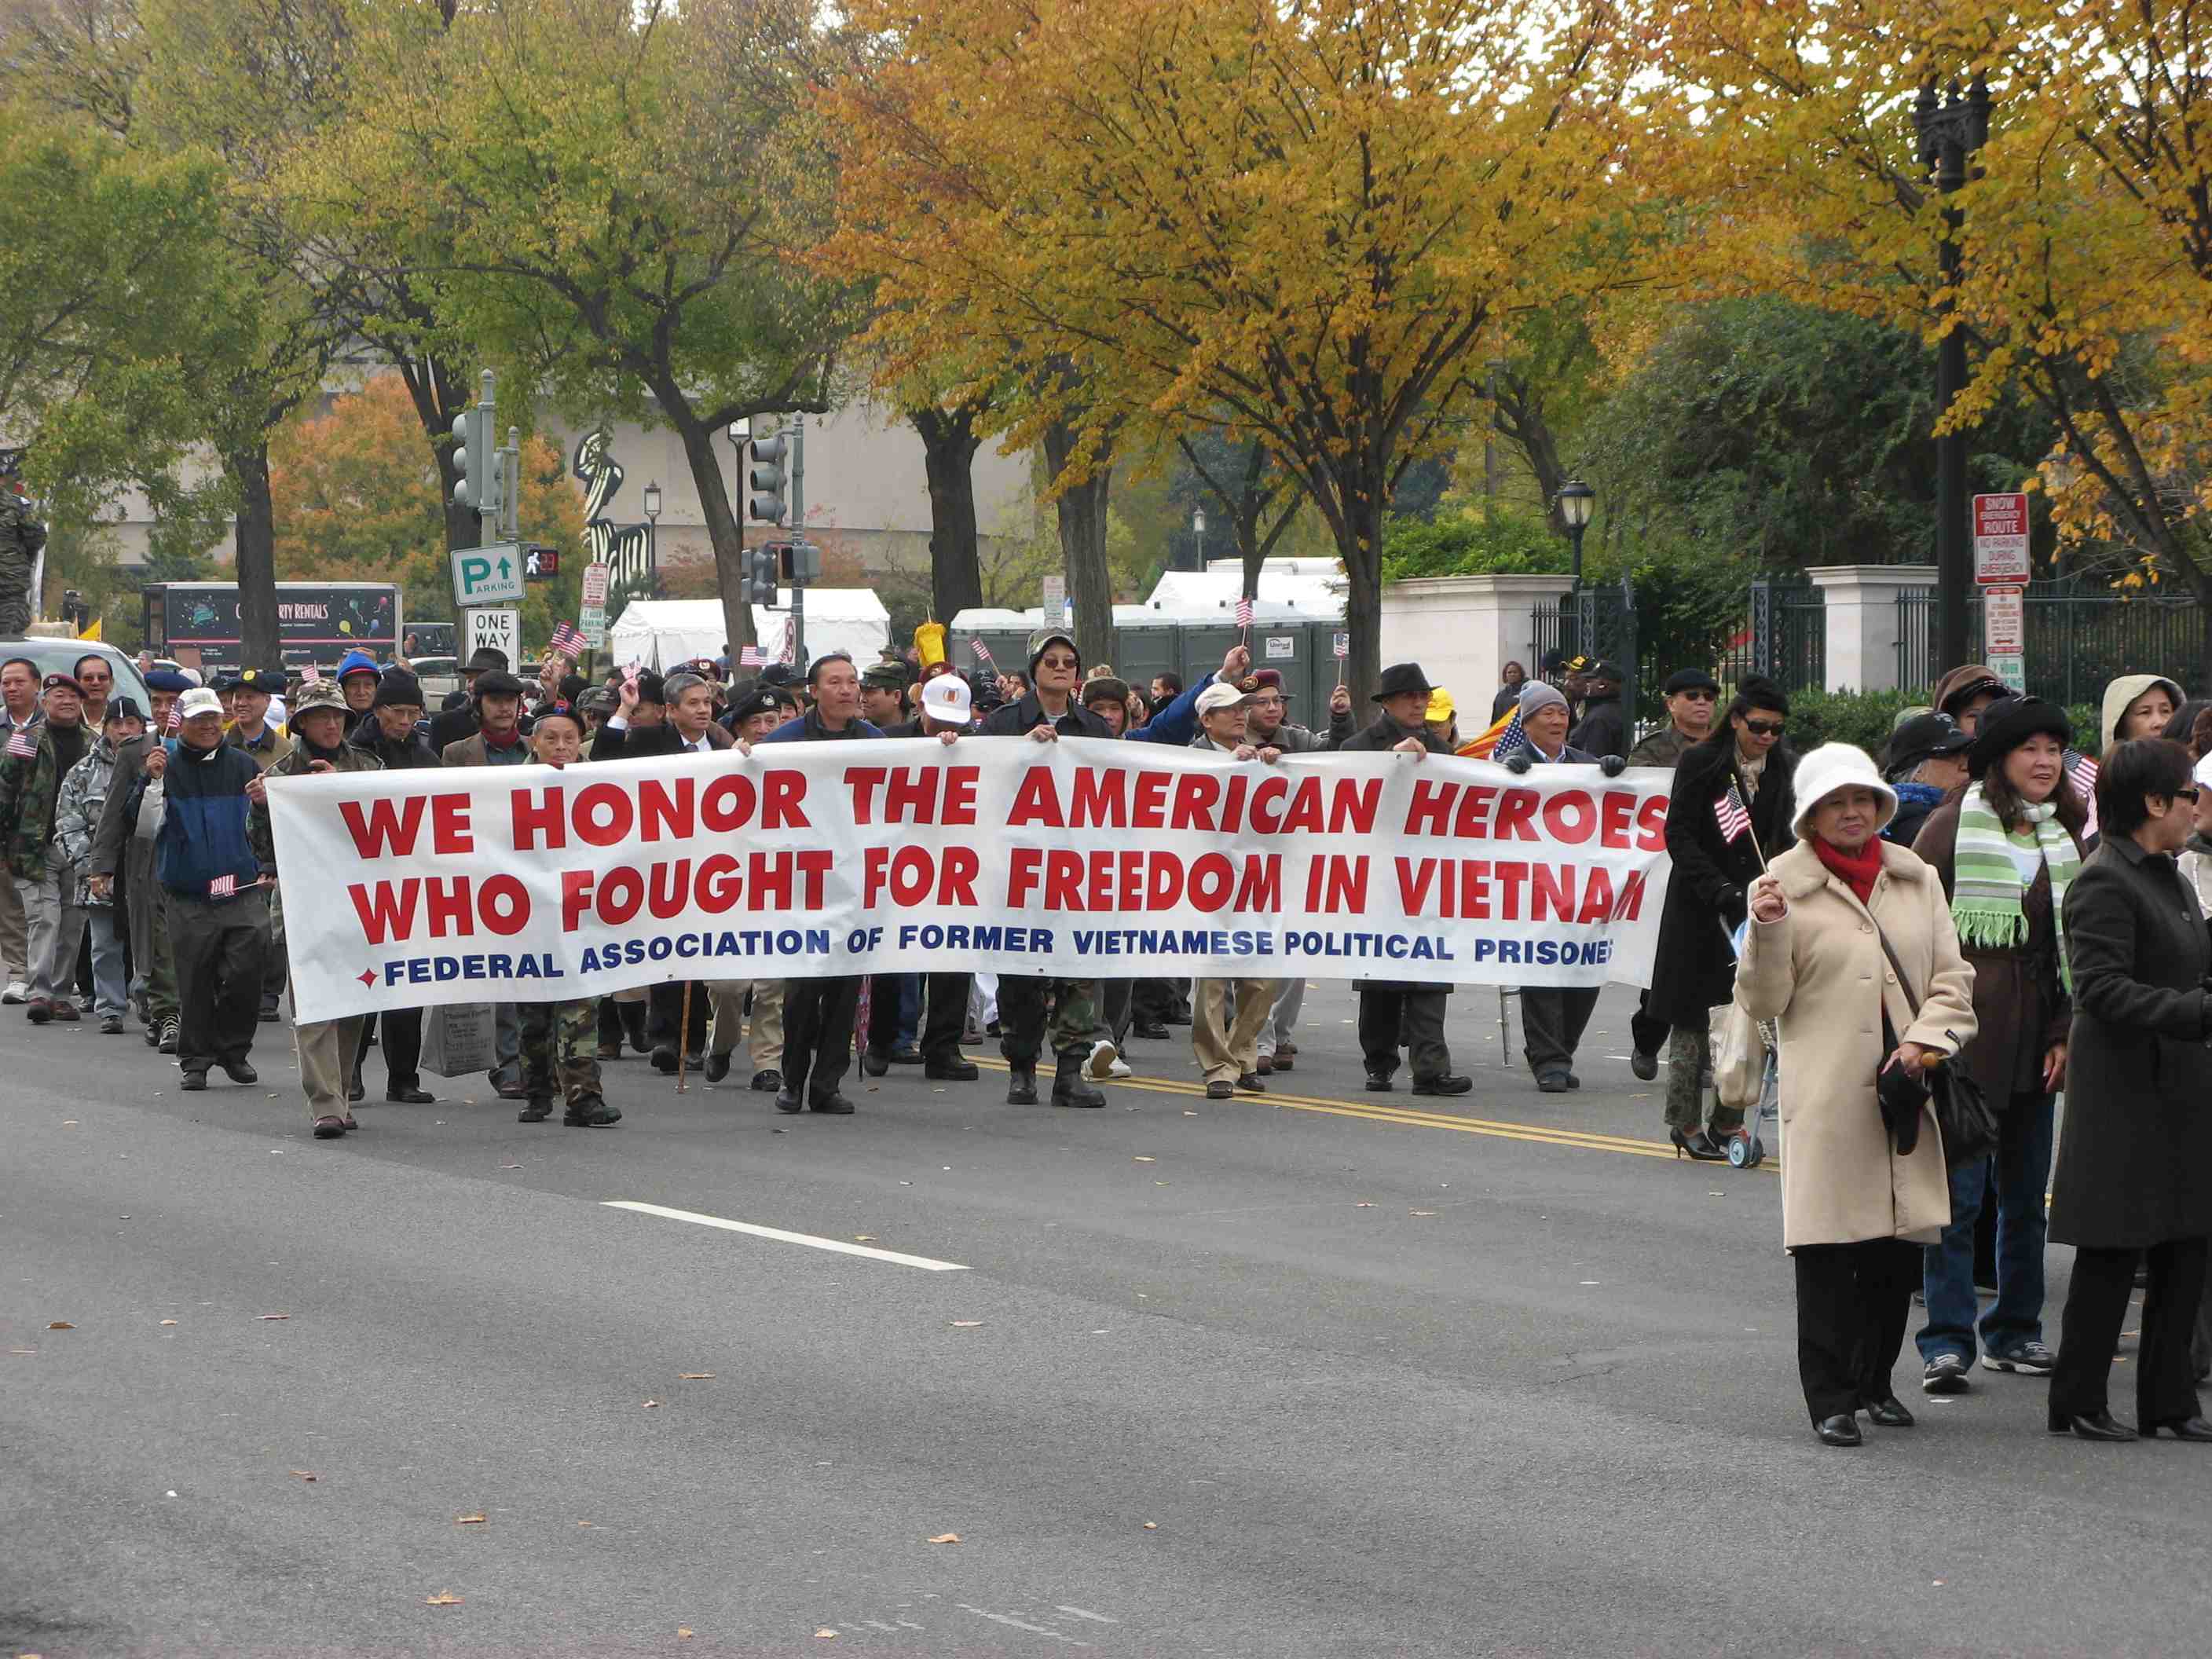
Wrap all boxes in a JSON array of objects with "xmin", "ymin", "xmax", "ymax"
[
  {"xmin": 1742, "ymin": 718, "xmax": 1785, "ymax": 737},
  {"xmin": 1038, "ymin": 654, "xmax": 1079, "ymax": 671},
  {"xmin": 1676, "ymin": 690, "xmax": 1716, "ymax": 702},
  {"xmin": 2174, "ymin": 787, "xmax": 2202, "ymax": 804}
]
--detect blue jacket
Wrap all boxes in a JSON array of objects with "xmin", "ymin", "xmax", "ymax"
[
  {"xmin": 133, "ymin": 737, "xmax": 262, "ymax": 901},
  {"xmin": 1122, "ymin": 673, "xmax": 1214, "ymax": 745},
  {"xmin": 763, "ymin": 710, "xmax": 884, "ymax": 742}
]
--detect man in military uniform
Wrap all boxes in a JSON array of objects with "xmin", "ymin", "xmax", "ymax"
[
  {"xmin": 513, "ymin": 702, "xmax": 617, "ymax": 1127},
  {"xmin": 90, "ymin": 668, "xmax": 190, "ymax": 1047},
  {"xmin": 0, "ymin": 452, "xmax": 47, "ymax": 639}
]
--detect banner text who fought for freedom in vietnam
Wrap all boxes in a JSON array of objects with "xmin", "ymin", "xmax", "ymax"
[{"xmin": 267, "ymin": 739, "xmax": 1678, "ymax": 1024}]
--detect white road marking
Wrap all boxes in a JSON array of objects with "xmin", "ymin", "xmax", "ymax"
[
  {"xmin": 958, "ymin": 1606, "xmax": 1090, "ymax": 1646},
  {"xmin": 601, "ymin": 1201, "xmax": 969, "ymax": 1271},
  {"xmin": 1057, "ymin": 1605, "xmax": 1121, "ymax": 1624}
]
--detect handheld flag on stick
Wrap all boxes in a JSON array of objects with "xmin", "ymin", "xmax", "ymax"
[
  {"xmin": 1715, "ymin": 783, "xmax": 1752, "ymax": 845},
  {"xmin": 738, "ymin": 644, "xmax": 764, "ymax": 668}
]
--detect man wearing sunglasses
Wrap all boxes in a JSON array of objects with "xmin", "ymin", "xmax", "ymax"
[{"xmin": 1627, "ymin": 668, "xmax": 1720, "ymax": 771}]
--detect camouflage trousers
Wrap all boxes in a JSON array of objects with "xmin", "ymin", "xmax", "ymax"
[
  {"xmin": 0, "ymin": 548, "xmax": 30, "ymax": 638},
  {"xmin": 997, "ymin": 976, "xmax": 1097, "ymax": 1067},
  {"xmin": 522, "ymin": 998, "xmax": 603, "ymax": 1109}
]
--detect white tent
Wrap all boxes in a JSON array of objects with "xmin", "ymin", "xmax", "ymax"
[
  {"xmin": 603, "ymin": 593, "xmax": 892, "ymax": 672},
  {"xmin": 1141, "ymin": 566, "xmax": 1345, "ymax": 621}
]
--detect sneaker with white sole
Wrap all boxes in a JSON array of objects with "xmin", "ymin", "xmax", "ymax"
[
  {"xmin": 1921, "ymin": 1353, "xmax": 1972, "ymax": 1394},
  {"xmin": 1086, "ymin": 1038, "xmax": 1131, "ymax": 1081},
  {"xmin": 1, "ymin": 980, "xmax": 24, "ymax": 1005},
  {"xmin": 1983, "ymin": 1340, "xmax": 2056, "ymax": 1375}
]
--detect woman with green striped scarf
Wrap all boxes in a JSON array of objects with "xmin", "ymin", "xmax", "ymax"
[{"xmin": 1909, "ymin": 695, "xmax": 2085, "ymax": 1396}]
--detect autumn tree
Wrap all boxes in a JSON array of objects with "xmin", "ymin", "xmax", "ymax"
[
  {"xmin": 1663, "ymin": 0, "xmax": 2212, "ymax": 676},
  {"xmin": 825, "ymin": 0, "xmax": 1646, "ymax": 701},
  {"xmin": 306, "ymin": 0, "xmax": 866, "ymax": 659}
]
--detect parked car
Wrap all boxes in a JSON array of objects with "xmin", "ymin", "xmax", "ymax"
[
  {"xmin": 0, "ymin": 638, "xmax": 154, "ymax": 715},
  {"xmin": 409, "ymin": 655, "xmax": 460, "ymax": 705}
]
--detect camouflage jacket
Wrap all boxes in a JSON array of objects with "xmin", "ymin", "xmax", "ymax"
[
  {"xmin": 0, "ymin": 491, "xmax": 47, "ymax": 560},
  {"xmin": 247, "ymin": 736, "xmax": 380, "ymax": 873},
  {"xmin": 0, "ymin": 723, "xmax": 81, "ymax": 879},
  {"xmin": 54, "ymin": 735, "xmax": 122, "ymax": 906}
]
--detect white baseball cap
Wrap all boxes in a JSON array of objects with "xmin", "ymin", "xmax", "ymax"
[
  {"xmin": 1195, "ymin": 681, "xmax": 1253, "ymax": 716},
  {"xmin": 177, "ymin": 687, "xmax": 225, "ymax": 721},
  {"xmin": 920, "ymin": 673, "xmax": 972, "ymax": 726}
]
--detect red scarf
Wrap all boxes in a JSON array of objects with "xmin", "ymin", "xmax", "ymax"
[{"xmin": 1813, "ymin": 835, "xmax": 1883, "ymax": 906}]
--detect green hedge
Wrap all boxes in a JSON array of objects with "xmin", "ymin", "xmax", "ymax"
[{"xmin": 1763, "ymin": 687, "xmax": 2100, "ymax": 760}]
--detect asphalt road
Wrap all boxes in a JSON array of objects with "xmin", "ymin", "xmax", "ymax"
[{"xmin": 5, "ymin": 980, "xmax": 2209, "ymax": 1657}]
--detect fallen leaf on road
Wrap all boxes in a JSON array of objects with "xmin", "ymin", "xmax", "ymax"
[
  {"xmin": 1183, "ymin": 1110, "xmax": 1197, "ymax": 1116},
  {"xmin": 928, "ymin": 1533, "xmax": 961, "ymax": 1544},
  {"xmin": 678, "ymin": 1373, "xmax": 715, "ymax": 1380},
  {"xmin": 160, "ymin": 1320, "xmax": 178, "ymax": 1326},
  {"xmin": 950, "ymin": 1320, "xmax": 983, "ymax": 1328},
  {"xmin": 1355, "ymin": 1202, "xmax": 1374, "ymax": 1207},
  {"xmin": 1409, "ymin": 1210, "xmax": 1437, "ymax": 1217},
  {"xmin": 577, "ymin": 1521, "xmax": 592, "ymax": 1527},
  {"xmin": 425, "ymin": 1592, "xmax": 463, "ymax": 1606},
  {"xmin": 289, "ymin": 1470, "xmax": 317, "ymax": 1482},
  {"xmin": 62, "ymin": 1119, "xmax": 76, "ymax": 1126},
  {"xmin": 1143, "ymin": 1521, "xmax": 1159, "ymax": 1530},
  {"xmin": 257, "ymin": 1313, "xmax": 290, "ymax": 1321},
  {"xmin": 643, "ymin": 1399, "xmax": 661, "ymax": 1408},
  {"xmin": 815, "ymin": 1629, "xmax": 838, "ymax": 1639},
  {"xmin": 502, "ymin": 1164, "xmax": 522, "ymax": 1170},
  {"xmin": 46, "ymin": 1321, "xmax": 74, "ymax": 1330},
  {"xmin": 1133, "ymin": 1155, "xmax": 1155, "ymax": 1163},
  {"xmin": 456, "ymin": 1514, "xmax": 487, "ymax": 1525},
  {"xmin": 854, "ymin": 1235, "xmax": 875, "ymax": 1242},
  {"xmin": 678, "ymin": 1630, "xmax": 694, "ymax": 1640}
]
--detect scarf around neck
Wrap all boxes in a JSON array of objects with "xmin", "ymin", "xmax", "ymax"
[
  {"xmin": 1734, "ymin": 742, "xmax": 1769, "ymax": 799},
  {"xmin": 1813, "ymin": 834, "xmax": 1884, "ymax": 905},
  {"xmin": 1948, "ymin": 783, "xmax": 2079, "ymax": 991}
]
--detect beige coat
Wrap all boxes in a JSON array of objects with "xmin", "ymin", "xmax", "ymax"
[{"xmin": 1738, "ymin": 840, "xmax": 1978, "ymax": 1250}]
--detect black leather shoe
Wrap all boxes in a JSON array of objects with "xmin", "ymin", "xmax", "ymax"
[
  {"xmin": 1630, "ymin": 1049, "xmax": 1658, "ymax": 1081},
  {"xmin": 620, "ymin": 1003, "xmax": 650, "ymax": 1053},
  {"xmin": 1671, "ymin": 1128, "xmax": 1728, "ymax": 1162},
  {"xmin": 1815, "ymin": 1414, "xmax": 1862, "ymax": 1447},
  {"xmin": 809, "ymin": 1092, "xmax": 855, "ymax": 1115},
  {"xmin": 1206, "ymin": 1080, "xmax": 1234, "ymax": 1100},
  {"xmin": 1364, "ymin": 1071, "xmax": 1395, "ymax": 1092},
  {"xmin": 178, "ymin": 1070, "xmax": 207, "ymax": 1091},
  {"xmin": 386, "ymin": 1086, "xmax": 434, "ymax": 1104},
  {"xmin": 347, "ymin": 1079, "xmax": 365, "ymax": 1104},
  {"xmin": 1536, "ymin": 1071, "xmax": 1570, "ymax": 1093},
  {"xmin": 774, "ymin": 1089, "xmax": 804, "ymax": 1115},
  {"xmin": 518, "ymin": 1099, "xmax": 553, "ymax": 1123},
  {"xmin": 1236, "ymin": 1072, "xmax": 1265, "ymax": 1093},
  {"xmin": 1133, "ymin": 1020, "xmax": 1170, "ymax": 1041},
  {"xmin": 925, "ymin": 1057, "xmax": 980, "ymax": 1081},
  {"xmin": 650, "ymin": 1045, "xmax": 679, "ymax": 1075},
  {"xmin": 1565, "ymin": 1072, "xmax": 1582, "ymax": 1090},
  {"xmin": 1412, "ymin": 1074, "xmax": 1473, "ymax": 1097},
  {"xmin": 258, "ymin": 1000, "xmax": 281, "ymax": 1023},
  {"xmin": 2148, "ymin": 1415, "xmax": 2212, "ymax": 1441},
  {"xmin": 695, "ymin": 1052, "xmax": 724, "ymax": 1082},
  {"xmin": 860, "ymin": 1048, "xmax": 891, "ymax": 1077},
  {"xmin": 222, "ymin": 1060, "xmax": 258, "ymax": 1086},
  {"xmin": 1863, "ymin": 1397, "xmax": 1916, "ymax": 1428},
  {"xmin": 2048, "ymin": 1408, "xmax": 2137, "ymax": 1441},
  {"xmin": 750, "ymin": 1069, "xmax": 783, "ymax": 1092},
  {"xmin": 1006, "ymin": 1067, "xmax": 1038, "ymax": 1105}
]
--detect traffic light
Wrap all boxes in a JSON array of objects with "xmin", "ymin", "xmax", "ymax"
[
  {"xmin": 743, "ymin": 545, "xmax": 780, "ymax": 606},
  {"xmin": 746, "ymin": 430, "xmax": 791, "ymax": 525},
  {"xmin": 778, "ymin": 542, "xmax": 822, "ymax": 584},
  {"xmin": 451, "ymin": 405, "xmax": 490, "ymax": 516}
]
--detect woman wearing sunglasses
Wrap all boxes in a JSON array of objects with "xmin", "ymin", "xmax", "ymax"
[
  {"xmin": 1642, "ymin": 675, "xmax": 1796, "ymax": 1159},
  {"xmin": 2045, "ymin": 738, "xmax": 2212, "ymax": 1441}
]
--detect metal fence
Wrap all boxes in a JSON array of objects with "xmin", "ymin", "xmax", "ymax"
[
  {"xmin": 1533, "ymin": 578, "xmax": 1640, "ymax": 715},
  {"xmin": 1710, "ymin": 576, "xmax": 1825, "ymax": 694},
  {"xmin": 1897, "ymin": 585, "xmax": 2204, "ymax": 705}
]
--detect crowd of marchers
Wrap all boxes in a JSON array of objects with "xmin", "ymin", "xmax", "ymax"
[{"xmin": 2, "ymin": 628, "xmax": 2210, "ymax": 1449}]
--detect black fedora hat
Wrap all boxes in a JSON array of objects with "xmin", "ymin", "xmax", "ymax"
[{"xmin": 1372, "ymin": 662, "xmax": 1435, "ymax": 703}]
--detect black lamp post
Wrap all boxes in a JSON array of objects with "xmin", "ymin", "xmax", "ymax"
[
  {"xmin": 1914, "ymin": 76, "xmax": 1991, "ymax": 675},
  {"xmin": 1556, "ymin": 479, "xmax": 1595, "ymax": 582},
  {"xmin": 643, "ymin": 478, "xmax": 661, "ymax": 580}
]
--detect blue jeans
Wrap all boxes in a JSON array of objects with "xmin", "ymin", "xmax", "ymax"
[
  {"xmin": 896, "ymin": 974, "xmax": 921, "ymax": 1049},
  {"xmin": 1917, "ymin": 1093, "xmax": 2056, "ymax": 1363},
  {"xmin": 86, "ymin": 906, "xmax": 128, "ymax": 1017}
]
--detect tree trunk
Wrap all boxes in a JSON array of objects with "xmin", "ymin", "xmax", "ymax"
[
  {"xmin": 673, "ymin": 415, "xmax": 756, "ymax": 660},
  {"xmin": 1337, "ymin": 477, "xmax": 1386, "ymax": 712},
  {"xmin": 228, "ymin": 443, "xmax": 282, "ymax": 669},
  {"xmin": 1042, "ymin": 414, "xmax": 1115, "ymax": 669},
  {"xmin": 1496, "ymin": 373, "xmax": 1566, "ymax": 526},
  {"xmin": 390, "ymin": 351, "xmax": 478, "ymax": 556},
  {"xmin": 911, "ymin": 403, "xmax": 984, "ymax": 621}
]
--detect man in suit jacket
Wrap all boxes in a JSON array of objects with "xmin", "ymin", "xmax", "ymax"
[{"xmin": 592, "ymin": 668, "xmax": 734, "ymax": 762}]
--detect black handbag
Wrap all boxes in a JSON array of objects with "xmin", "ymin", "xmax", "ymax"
[{"xmin": 1874, "ymin": 924, "xmax": 1999, "ymax": 1167}]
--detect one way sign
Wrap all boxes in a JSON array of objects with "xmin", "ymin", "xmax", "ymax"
[
  {"xmin": 524, "ymin": 545, "xmax": 559, "ymax": 580},
  {"xmin": 450, "ymin": 542, "xmax": 523, "ymax": 607}
]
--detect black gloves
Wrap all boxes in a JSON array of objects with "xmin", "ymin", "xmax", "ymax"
[
  {"xmin": 1503, "ymin": 753, "xmax": 1533, "ymax": 775},
  {"xmin": 1599, "ymin": 755, "xmax": 1626, "ymax": 777}
]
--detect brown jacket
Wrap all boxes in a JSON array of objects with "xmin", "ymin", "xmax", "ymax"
[
  {"xmin": 1910, "ymin": 797, "xmax": 2075, "ymax": 1106},
  {"xmin": 1738, "ymin": 839, "xmax": 1978, "ymax": 1250}
]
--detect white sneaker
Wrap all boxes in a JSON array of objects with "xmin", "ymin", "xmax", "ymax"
[
  {"xmin": 1087, "ymin": 1038, "xmax": 1130, "ymax": 1081},
  {"xmin": 1, "ymin": 981, "xmax": 24, "ymax": 1005}
]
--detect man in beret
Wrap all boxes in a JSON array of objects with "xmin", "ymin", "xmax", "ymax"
[
  {"xmin": 90, "ymin": 666, "xmax": 192, "ymax": 1045},
  {"xmin": 1626, "ymin": 668, "xmax": 1719, "ymax": 771},
  {"xmin": 0, "ymin": 674, "xmax": 93, "ymax": 1023}
]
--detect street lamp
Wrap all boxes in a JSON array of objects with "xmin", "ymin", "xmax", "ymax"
[
  {"xmin": 1914, "ymin": 75, "xmax": 1993, "ymax": 672},
  {"xmin": 1555, "ymin": 479, "xmax": 1595, "ymax": 582},
  {"xmin": 1192, "ymin": 505, "xmax": 1207, "ymax": 573},
  {"xmin": 643, "ymin": 478, "xmax": 661, "ymax": 579}
]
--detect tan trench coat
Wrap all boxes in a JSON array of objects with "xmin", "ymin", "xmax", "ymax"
[{"xmin": 1738, "ymin": 840, "xmax": 1979, "ymax": 1250}]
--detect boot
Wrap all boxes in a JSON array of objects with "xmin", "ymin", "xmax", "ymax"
[
  {"xmin": 619, "ymin": 1000, "xmax": 649, "ymax": 1054},
  {"xmin": 563, "ymin": 1097, "xmax": 622, "ymax": 1127},
  {"xmin": 1005, "ymin": 1065, "xmax": 1038, "ymax": 1105},
  {"xmin": 1053, "ymin": 1052, "xmax": 1105, "ymax": 1108}
]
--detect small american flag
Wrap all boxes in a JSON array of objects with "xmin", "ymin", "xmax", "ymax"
[
  {"xmin": 738, "ymin": 644, "xmax": 764, "ymax": 668},
  {"xmin": 209, "ymin": 873, "xmax": 236, "ymax": 899},
  {"xmin": 548, "ymin": 621, "xmax": 583, "ymax": 659},
  {"xmin": 164, "ymin": 703, "xmax": 181, "ymax": 734},
  {"xmin": 1714, "ymin": 782, "xmax": 1752, "ymax": 844},
  {"xmin": 1333, "ymin": 632, "xmax": 1349, "ymax": 660},
  {"xmin": 1489, "ymin": 704, "xmax": 1529, "ymax": 764},
  {"xmin": 5, "ymin": 727, "xmax": 34, "ymax": 759},
  {"xmin": 1235, "ymin": 595, "xmax": 1254, "ymax": 628},
  {"xmin": 969, "ymin": 638, "xmax": 994, "ymax": 666},
  {"xmin": 2069, "ymin": 751, "xmax": 2100, "ymax": 838},
  {"xmin": 299, "ymin": 665, "xmax": 320, "ymax": 684}
]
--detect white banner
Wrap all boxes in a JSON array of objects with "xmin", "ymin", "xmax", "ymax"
[{"xmin": 266, "ymin": 739, "xmax": 1677, "ymax": 1023}]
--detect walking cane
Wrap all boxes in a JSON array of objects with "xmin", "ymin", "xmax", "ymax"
[{"xmin": 675, "ymin": 980, "xmax": 694, "ymax": 1093}]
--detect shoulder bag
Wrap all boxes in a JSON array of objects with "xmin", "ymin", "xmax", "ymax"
[{"xmin": 1873, "ymin": 921, "xmax": 1998, "ymax": 1167}]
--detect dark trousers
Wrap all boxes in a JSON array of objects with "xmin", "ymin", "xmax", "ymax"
[
  {"xmin": 2052, "ymin": 1238, "xmax": 2210, "ymax": 1426},
  {"xmin": 870, "ymin": 972, "xmax": 967, "ymax": 1064},
  {"xmin": 1130, "ymin": 977, "xmax": 1177, "ymax": 1028},
  {"xmin": 1630, "ymin": 988, "xmax": 1668, "ymax": 1060},
  {"xmin": 782, "ymin": 976, "xmax": 860, "ymax": 1099},
  {"xmin": 169, "ymin": 891, "xmax": 266, "ymax": 1075},
  {"xmin": 1097, "ymin": 978, "xmax": 1133, "ymax": 1048},
  {"xmin": 1357, "ymin": 986, "xmax": 1449, "ymax": 1082},
  {"xmin": 354, "ymin": 1006, "xmax": 423, "ymax": 1093},
  {"xmin": 649, "ymin": 980, "xmax": 707, "ymax": 1053},
  {"xmin": 1793, "ymin": 1237, "xmax": 1922, "ymax": 1423},
  {"xmin": 1521, "ymin": 986, "xmax": 1599, "ymax": 1079}
]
